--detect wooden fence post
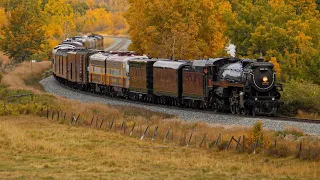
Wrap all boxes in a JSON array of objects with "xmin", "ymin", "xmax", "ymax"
[
  {"xmin": 130, "ymin": 122, "xmax": 136, "ymax": 136},
  {"xmin": 225, "ymin": 136, "xmax": 234, "ymax": 151},
  {"xmin": 152, "ymin": 125, "xmax": 158, "ymax": 141},
  {"xmin": 299, "ymin": 141, "xmax": 302, "ymax": 152},
  {"xmin": 70, "ymin": 112, "xmax": 74, "ymax": 125},
  {"xmin": 100, "ymin": 117, "xmax": 105, "ymax": 128},
  {"xmin": 123, "ymin": 122, "xmax": 126, "ymax": 134},
  {"xmin": 109, "ymin": 119, "xmax": 114, "ymax": 130},
  {"xmin": 187, "ymin": 132, "xmax": 193, "ymax": 147},
  {"xmin": 46, "ymin": 108, "xmax": 49, "ymax": 119},
  {"xmin": 90, "ymin": 116, "xmax": 95, "ymax": 127},
  {"xmin": 57, "ymin": 111, "xmax": 60, "ymax": 121},
  {"xmin": 200, "ymin": 133, "xmax": 207, "ymax": 147},
  {"xmin": 214, "ymin": 133, "xmax": 222, "ymax": 147},
  {"xmin": 75, "ymin": 114, "xmax": 80, "ymax": 124},
  {"xmin": 164, "ymin": 128, "xmax": 170, "ymax": 142},
  {"xmin": 120, "ymin": 121, "xmax": 125, "ymax": 131},
  {"xmin": 51, "ymin": 111, "xmax": 55, "ymax": 120},
  {"xmin": 235, "ymin": 136, "xmax": 241, "ymax": 151},
  {"xmin": 140, "ymin": 125, "xmax": 150, "ymax": 140}
]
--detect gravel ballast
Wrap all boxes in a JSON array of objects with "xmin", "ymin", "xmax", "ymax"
[{"xmin": 41, "ymin": 76, "xmax": 320, "ymax": 135}]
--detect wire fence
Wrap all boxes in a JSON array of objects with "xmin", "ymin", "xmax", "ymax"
[{"xmin": 42, "ymin": 108, "xmax": 307, "ymax": 155}]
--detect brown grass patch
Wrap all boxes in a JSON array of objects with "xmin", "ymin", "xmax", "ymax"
[
  {"xmin": 297, "ymin": 110, "xmax": 320, "ymax": 120},
  {"xmin": 2, "ymin": 61, "xmax": 51, "ymax": 93},
  {"xmin": 0, "ymin": 52, "xmax": 11, "ymax": 66}
]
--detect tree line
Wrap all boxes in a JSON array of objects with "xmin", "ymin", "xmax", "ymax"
[
  {"xmin": 126, "ymin": 0, "xmax": 320, "ymax": 85},
  {"xmin": 1, "ymin": 0, "xmax": 320, "ymax": 85},
  {"xmin": 0, "ymin": 0, "xmax": 129, "ymax": 63}
]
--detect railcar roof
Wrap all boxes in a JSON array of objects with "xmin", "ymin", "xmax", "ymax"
[
  {"xmin": 89, "ymin": 34, "xmax": 103, "ymax": 40},
  {"xmin": 62, "ymin": 41, "xmax": 83, "ymax": 47},
  {"xmin": 90, "ymin": 52, "xmax": 110, "ymax": 61},
  {"xmin": 129, "ymin": 58, "xmax": 167, "ymax": 63},
  {"xmin": 153, "ymin": 60, "xmax": 188, "ymax": 70},
  {"xmin": 107, "ymin": 55, "xmax": 149, "ymax": 62},
  {"xmin": 192, "ymin": 60, "xmax": 207, "ymax": 67},
  {"xmin": 55, "ymin": 48, "xmax": 73, "ymax": 57}
]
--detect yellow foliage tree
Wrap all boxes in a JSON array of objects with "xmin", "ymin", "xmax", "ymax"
[
  {"xmin": 0, "ymin": 7, "xmax": 5, "ymax": 36},
  {"xmin": 83, "ymin": 8, "xmax": 113, "ymax": 33},
  {"xmin": 42, "ymin": 0, "xmax": 76, "ymax": 52},
  {"xmin": 269, "ymin": 57, "xmax": 281, "ymax": 79},
  {"xmin": 0, "ymin": 1, "xmax": 46, "ymax": 63},
  {"xmin": 126, "ymin": 0, "xmax": 232, "ymax": 60},
  {"xmin": 228, "ymin": 0, "xmax": 320, "ymax": 83}
]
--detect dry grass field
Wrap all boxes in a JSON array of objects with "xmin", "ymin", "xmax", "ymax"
[
  {"xmin": 1, "ymin": 44, "xmax": 320, "ymax": 179},
  {"xmin": 2, "ymin": 61, "xmax": 51, "ymax": 93},
  {"xmin": 0, "ymin": 116, "xmax": 319, "ymax": 179}
]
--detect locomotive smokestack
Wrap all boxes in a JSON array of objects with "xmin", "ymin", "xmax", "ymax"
[{"xmin": 257, "ymin": 57, "xmax": 264, "ymax": 62}]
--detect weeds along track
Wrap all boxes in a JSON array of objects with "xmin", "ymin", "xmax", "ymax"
[{"xmin": 41, "ymin": 76, "xmax": 320, "ymax": 135}]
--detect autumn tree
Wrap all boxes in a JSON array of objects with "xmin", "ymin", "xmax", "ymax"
[
  {"xmin": 0, "ymin": 0, "xmax": 46, "ymax": 63},
  {"xmin": 126, "ymin": 0, "xmax": 232, "ymax": 60},
  {"xmin": 41, "ymin": 0, "xmax": 76, "ymax": 58},
  {"xmin": 0, "ymin": 7, "xmax": 5, "ymax": 36},
  {"xmin": 227, "ymin": 0, "xmax": 320, "ymax": 83},
  {"xmin": 82, "ymin": 8, "xmax": 113, "ymax": 33}
]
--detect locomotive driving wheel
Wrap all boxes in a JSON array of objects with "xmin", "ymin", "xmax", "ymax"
[{"xmin": 229, "ymin": 89, "xmax": 241, "ymax": 114}]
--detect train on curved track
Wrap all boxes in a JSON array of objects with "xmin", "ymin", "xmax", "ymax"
[{"xmin": 52, "ymin": 34, "xmax": 284, "ymax": 116}]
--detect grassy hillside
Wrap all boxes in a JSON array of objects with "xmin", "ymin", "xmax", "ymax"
[{"xmin": 0, "ymin": 116, "xmax": 319, "ymax": 179}]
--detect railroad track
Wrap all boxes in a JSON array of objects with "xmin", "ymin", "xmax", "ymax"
[
  {"xmin": 53, "ymin": 78, "xmax": 320, "ymax": 125},
  {"xmin": 104, "ymin": 36, "xmax": 131, "ymax": 51}
]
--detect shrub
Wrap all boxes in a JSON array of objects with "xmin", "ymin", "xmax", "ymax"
[
  {"xmin": 280, "ymin": 80, "xmax": 320, "ymax": 116},
  {"xmin": 216, "ymin": 141, "xmax": 229, "ymax": 151},
  {"xmin": 265, "ymin": 144, "xmax": 291, "ymax": 158},
  {"xmin": 275, "ymin": 127, "xmax": 304, "ymax": 139},
  {"xmin": 296, "ymin": 144, "xmax": 320, "ymax": 161},
  {"xmin": 247, "ymin": 121, "xmax": 270, "ymax": 148},
  {"xmin": 0, "ymin": 85, "xmax": 57, "ymax": 116}
]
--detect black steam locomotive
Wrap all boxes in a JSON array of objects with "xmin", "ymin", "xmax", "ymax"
[{"xmin": 209, "ymin": 58, "xmax": 283, "ymax": 115}]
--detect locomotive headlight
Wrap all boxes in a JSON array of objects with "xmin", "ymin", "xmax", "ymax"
[{"xmin": 262, "ymin": 76, "xmax": 268, "ymax": 82}]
